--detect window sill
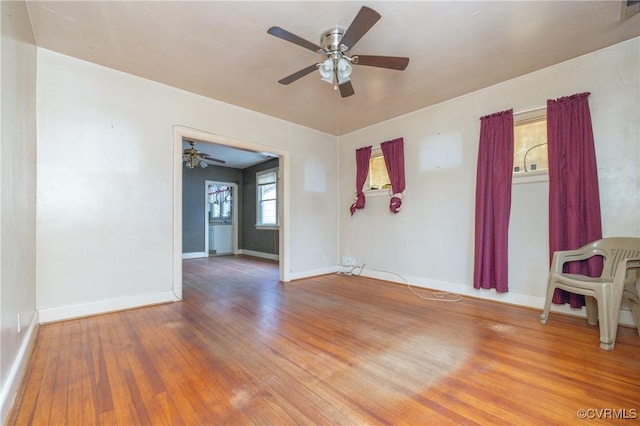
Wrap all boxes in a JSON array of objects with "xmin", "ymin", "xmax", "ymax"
[
  {"xmin": 364, "ymin": 189, "xmax": 391, "ymax": 198},
  {"xmin": 512, "ymin": 171, "xmax": 549, "ymax": 185},
  {"xmin": 256, "ymin": 225, "xmax": 279, "ymax": 230}
]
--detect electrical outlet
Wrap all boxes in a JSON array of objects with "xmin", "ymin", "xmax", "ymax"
[{"xmin": 342, "ymin": 256, "xmax": 356, "ymax": 267}]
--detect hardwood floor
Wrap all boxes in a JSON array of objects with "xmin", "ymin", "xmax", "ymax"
[{"xmin": 9, "ymin": 255, "xmax": 640, "ymax": 425}]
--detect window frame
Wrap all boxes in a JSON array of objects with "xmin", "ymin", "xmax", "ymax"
[
  {"xmin": 208, "ymin": 184, "xmax": 232, "ymax": 222},
  {"xmin": 256, "ymin": 167, "xmax": 279, "ymax": 229},
  {"xmin": 512, "ymin": 107, "xmax": 549, "ymax": 185}
]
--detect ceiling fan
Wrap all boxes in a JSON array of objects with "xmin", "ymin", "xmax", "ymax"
[
  {"xmin": 267, "ymin": 6, "xmax": 409, "ymax": 98},
  {"xmin": 183, "ymin": 140, "xmax": 225, "ymax": 169}
]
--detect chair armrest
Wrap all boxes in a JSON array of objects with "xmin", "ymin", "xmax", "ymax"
[
  {"xmin": 611, "ymin": 258, "xmax": 640, "ymax": 314},
  {"xmin": 550, "ymin": 244, "xmax": 601, "ymax": 274},
  {"xmin": 615, "ymin": 257, "xmax": 640, "ymax": 288}
]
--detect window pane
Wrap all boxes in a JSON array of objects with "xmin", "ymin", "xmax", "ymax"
[
  {"xmin": 369, "ymin": 154, "xmax": 390, "ymax": 190},
  {"xmin": 258, "ymin": 172, "xmax": 276, "ymax": 185},
  {"xmin": 208, "ymin": 184, "xmax": 232, "ymax": 220},
  {"xmin": 260, "ymin": 199, "xmax": 277, "ymax": 224},
  {"xmin": 514, "ymin": 117, "xmax": 548, "ymax": 173},
  {"xmin": 260, "ymin": 183, "xmax": 277, "ymax": 201},
  {"xmin": 256, "ymin": 169, "xmax": 278, "ymax": 226}
]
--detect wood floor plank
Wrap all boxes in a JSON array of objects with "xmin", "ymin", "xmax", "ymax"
[
  {"xmin": 31, "ymin": 324, "xmax": 62, "ymax": 424},
  {"xmin": 8, "ymin": 255, "xmax": 640, "ymax": 425}
]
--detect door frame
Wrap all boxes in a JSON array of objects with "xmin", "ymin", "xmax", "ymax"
[
  {"xmin": 172, "ymin": 125, "xmax": 290, "ymax": 299},
  {"xmin": 204, "ymin": 180, "xmax": 238, "ymax": 255}
]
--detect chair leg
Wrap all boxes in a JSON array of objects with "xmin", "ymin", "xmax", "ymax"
[
  {"xmin": 624, "ymin": 293, "xmax": 640, "ymax": 338},
  {"xmin": 629, "ymin": 300, "xmax": 640, "ymax": 338},
  {"xmin": 595, "ymin": 294, "xmax": 613, "ymax": 350},
  {"xmin": 585, "ymin": 296, "xmax": 598, "ymax": 325},
  {"xmin": 540, "ymin": 279, "xmax": 556, "ymax": 325},
  {"xmin": 596, "ymin": 284, "xmax": 623, "ymax": 351}
]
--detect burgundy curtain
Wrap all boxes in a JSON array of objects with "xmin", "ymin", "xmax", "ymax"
[
  {"xmin": 350, "ymin": 146, "xmax": 372, "ymax": 216},
  {"xmin": 381, "ymin": 138, "xmax": 406, "ymax": 213},
  {"xmin": 548, "ymin": 92, "xmax": 603, "ymax": 308},
  {"xmin": 473, "ymin": 110, "xmax": 514, "ymax": 292}
]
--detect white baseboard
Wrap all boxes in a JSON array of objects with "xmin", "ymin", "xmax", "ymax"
[
  {"xmin": 0, "ymin": 311, "xmax": 39, "ymax": 425},
  {"xmin": 289, "ymin": 265, "xmax": 339, "ymax": 281},
  {"xmin": 356, "ymin": 268, "xmax": 637, "ymax": 327},
  {"xmin": 38, "ymin": 291, "xmax": 179, "ymax": 323},
  {"xmin": 182, "ymin": 252, "xmax": 208, "ymax": 259},
  {"xmin": 239, "ymin": 249, "xmax": 279, "ymax": 261}
]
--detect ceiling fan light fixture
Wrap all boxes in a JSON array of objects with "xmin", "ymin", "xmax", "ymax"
[
  {"xmin": 184, "ymin": 157, "xmax": 196, "ymax": 168},
  {"xmin": 336, "ymin": 57, "xmax": 352, "ymax": 84},
  {"xmin": 319, "ymin": 59, "xmax": 334, "ymax": 83},
  {"xmin": 183, "ymin": 141, "xmax": 208, "ymax": 168}
]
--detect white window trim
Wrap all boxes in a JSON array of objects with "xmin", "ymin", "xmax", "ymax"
[
  {"xmin": 365, "ymin": 188, "xmax": 393, "ymax": 197},
  {"xmin": 256, "ymin": 167, "xmax": 279, "ymax": 229},
  {"xmin": 512, "ymin": 170, "xmax": 549, "ymax": 185}
]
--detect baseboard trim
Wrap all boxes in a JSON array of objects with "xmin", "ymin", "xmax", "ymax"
[
  {"xmin": 182, "ymin": 252, "xmax": 208, "ymax": 259},
  {"xmin": 289, "ymin": 265, "xmax": 339, "ymax": 281},
  {"xmin": 38, "ymin": 291, "xmax": 179, "ymax": 324},
  {"xmin": 239, "ymin": 249, "xmax": 279, "ymax": 261},
  {"xmin": 0, "ymin": 311, "xmax": 39, "ymax": 424},
  {"xmin": 356, "ymin": 268, "xmax": 637, "ymax": 327}
]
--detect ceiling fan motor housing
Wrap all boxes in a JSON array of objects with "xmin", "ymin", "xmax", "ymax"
[{"xmin": 321, "ymin": 28, "xmax": 348, "ymax": 54}]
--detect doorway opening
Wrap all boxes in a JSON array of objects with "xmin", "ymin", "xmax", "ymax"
[{"xmin": 172, "ymin": 126, "xmax": 290, "ymax": 299}]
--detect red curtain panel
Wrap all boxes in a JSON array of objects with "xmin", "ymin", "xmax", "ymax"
[
  {"xmin": 350, "ymin": 146, "xmax": 372, "ymax": 216},
  {"xmin": 547, "ymin": 92, "xmax": 603, "ymax": 308},
  {"xmin": 473, "ymin": 110, "xmax": 514, "ymax": 292},
  {"xmin": 380, "ymin": 138, "xmax": 406, "ymax": 213}
]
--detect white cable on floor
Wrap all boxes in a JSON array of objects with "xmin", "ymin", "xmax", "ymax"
[{"xmin": 338, "ymin": 263, "xmax": 463, "ymax": 302}]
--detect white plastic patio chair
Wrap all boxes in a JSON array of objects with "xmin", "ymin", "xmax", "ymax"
[{"xmin": 540, "ymin": 237, "xmax": 640, "ymax": 350}]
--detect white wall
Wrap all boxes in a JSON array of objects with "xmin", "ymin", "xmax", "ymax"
[
  {"xmin": 36, "ymin": 49, "xmax": 338, "ymax": 321},
  {"xmin": 0, "ymin": 1, "xmax": 38, "ymax": 422},
  {"xmin": 338, "ymin": 38, "xmax": 640, "ymax": 320}
]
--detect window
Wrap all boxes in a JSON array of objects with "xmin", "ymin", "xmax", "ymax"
[
  {"xmin": 367, "ymin": 148, "xmax": 391, "ymax": 191},
  {"xmin": 208, "ymin": 184, "xmax": 232, "ymax": 221},
  {"xmin": 256, "ymin": 168, "xmax": 278, "ymax": 227},
  {"xmin": 513, "ymin": 109, "xmax": 548, "ymax": 175}
]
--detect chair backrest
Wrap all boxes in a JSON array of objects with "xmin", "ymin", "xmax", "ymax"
[{"xmin": 592, "ymin": 238, "xmax": 640, "ymax": 280}]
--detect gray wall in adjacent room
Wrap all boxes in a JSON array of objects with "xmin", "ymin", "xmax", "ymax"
[
  {"xmin": 182, "ymin": 165, "xmax": 243, "ymax": 253},
  {"xmin": 242, "ymin": 158, "xmax": 280, "ymax": 255}
]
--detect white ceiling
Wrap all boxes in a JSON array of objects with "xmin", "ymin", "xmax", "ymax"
[{"xmin": 27, "ymin": 1, "xmax": 640, "ymax": 141}]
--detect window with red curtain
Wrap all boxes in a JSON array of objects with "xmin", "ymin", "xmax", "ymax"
[
  {"xmin": 380, "ymin": 138, "xmax": 405, "ymax": 213},
  {"xmin": 350, "ymin": 146, "xmax": 372, "ymax": 216},
  {"xmin": 473, "ymin": 109, "xmax": 514, "ymax": 292},
  {"xmin": 547, "ymin": 92, "xmax": 603, "ymax": 308}
]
